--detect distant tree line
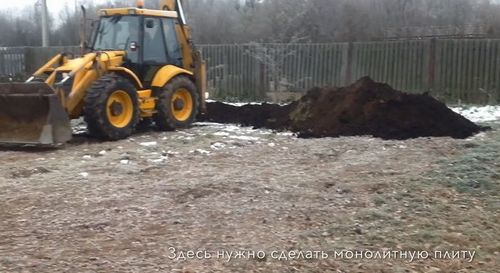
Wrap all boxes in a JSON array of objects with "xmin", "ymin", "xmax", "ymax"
[{"xmin": 1, "ymin": 0, "xmax": 499, "ymax": 47}]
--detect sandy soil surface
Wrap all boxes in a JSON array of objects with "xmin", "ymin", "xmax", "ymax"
[{"xmin": 0, "ymin": 120, "xmax": 498, "ymax": 273}]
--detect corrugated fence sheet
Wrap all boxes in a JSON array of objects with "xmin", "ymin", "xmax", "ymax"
[
  {"xmin": 200, "ymin": 43, "xmax": 348, "ymax": 100},
  {"xmin": 1, "ymin": 40, "xmax": 500, "ymax": 104}
]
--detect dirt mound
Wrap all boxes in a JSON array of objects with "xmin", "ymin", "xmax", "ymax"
[
  {"xmin": 203, "ymin": 77, "xmax": 486, "ymax": 140},
  {"xmin": 204, "ymin": 102, "xmax": 294, "ymax": 130}
]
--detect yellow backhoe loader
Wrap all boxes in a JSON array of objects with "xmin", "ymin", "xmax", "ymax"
[{"xmin": 0, "ymin": 0, "xmax": 206, "ymax": 145}]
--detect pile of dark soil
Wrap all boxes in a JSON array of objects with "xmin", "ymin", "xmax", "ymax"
[
  {"xmin": 203, "ymin": 77, "xmax": 486, "ymax": 140},
  {"xmin": 204, "ymin": 102, "xmax": 293, "ymax": 130}
]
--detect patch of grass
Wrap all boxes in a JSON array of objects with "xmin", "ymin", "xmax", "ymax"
[
  {"xmin": 413, "ymin": 230, "xmax": 439, "ymax": 242},
  {"xmin": 427, "ymin": 133, "xmax": 500, "ymax": 194},
  {"xmin": 373, "ymin": 196, "xmax": 387, "ymax": 206},
  {"xmin": 355, "ymin": 209, "xmax": 390, "ymax": 221}
]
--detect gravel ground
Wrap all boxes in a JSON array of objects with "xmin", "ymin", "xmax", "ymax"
[{"xmin": 0, "ymin": 120, "xmax": 498, "ymax": 273}]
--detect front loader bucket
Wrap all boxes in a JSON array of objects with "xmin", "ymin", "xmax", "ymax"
[{"xmin": 0, "ymin": 82, "xmax": 72, "ymax": 145}]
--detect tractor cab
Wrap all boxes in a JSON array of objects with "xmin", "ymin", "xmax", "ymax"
[{"xmin": 91, "ymin": 8, "xmax": 184, "ymax": 86}]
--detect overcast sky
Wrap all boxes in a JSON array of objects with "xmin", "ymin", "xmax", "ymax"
[
  {"xmin": 0, "ymin": 0, "xmax": 126, "ymax": 17},
  {"xmin": 1, "ymin": 0, "xmax": 498, "ymax": 17}
]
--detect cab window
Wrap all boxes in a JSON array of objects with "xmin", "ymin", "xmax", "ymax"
[
  {"xmin": 143, "ymin": 18, "xmax": 168, "ymax": 64},
  {"xmin": 161, "ymin": 18, "xmax": 182, "ymax": 66},
  {"xmin": 93, "ymin": 15, "xmax": 140, "ymax": 63}
]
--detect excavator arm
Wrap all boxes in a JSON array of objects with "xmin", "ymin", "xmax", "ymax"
[
  {"xmin": 160, "ymin": 0, "xmax": 191, "ymax": 50},
  {"xmin": 160, "ymin": 0, "xmax": 187, "ymax": 25},
  {"xmin": 160, "ymin": 0, "xmax": 181, "ymax": 13}
]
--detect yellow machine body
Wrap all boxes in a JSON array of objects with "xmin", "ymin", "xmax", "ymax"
[{"xmin": 0, "ymin": 0, "xmax": 207, "ymax": 145}]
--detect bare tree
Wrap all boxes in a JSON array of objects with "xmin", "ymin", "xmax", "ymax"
[{"xmin": 1, "ymin": 0, "xmax": 500, "ymax": 47}]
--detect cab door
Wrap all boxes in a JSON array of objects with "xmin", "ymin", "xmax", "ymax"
[
  {"xmin": 160, "ymin": 18, "xmax": 183, "ymax": 67},
  {"xmin": 139, "ymin": 17, "xmax": 184, "ymax": 87},
  {"xmin": 140, "ymin": 17, "xmax": 169, "ymax": 86}
]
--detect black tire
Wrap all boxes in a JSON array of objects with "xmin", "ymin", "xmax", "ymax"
[
  {"xmin": 84, "ymin": 74, "xmax": 139, "ymax": 140},
  {"xmin": 153, "ymin": 75, "xmax": 199, "ymax": 131}
]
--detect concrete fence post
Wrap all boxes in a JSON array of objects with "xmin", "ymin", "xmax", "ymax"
[
  {"xmin": 427, "ymin": 38, "xmax": 437, "ymax": 93},
  {"xmin": 24, "ymin": 47, "xmax": 36, "ymax": 76},
  {"xmin": 343, "ymin": 42, "xmax": 354, "ymax": 85}
]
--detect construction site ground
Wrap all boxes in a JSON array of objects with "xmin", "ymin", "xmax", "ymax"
[{"xmin": 0, "ymin": 108, "xmax": 499, "ymax": 273}]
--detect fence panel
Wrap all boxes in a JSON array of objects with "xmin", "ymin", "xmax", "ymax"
[
  {"xmin": 433, "ymin": 39, "xmax": 500, "ymax": 104},
  {"xmin": 0, "ymin": 48, "xmax": 26, "ymax": 79},
  {"xmin": 199, "ymin": 43, "xmax": 347, "ymax": 101},
  {"xmin": 1, "ymin": 41, "xmax": 499, "ymax": 104},
  {"xmin": 349, "ymin": 40, "xmax": 429, "ymax": 93},
  {"xmin": 0, "ymin": 46, "xmax": 80, "ymax": 80},
  {"xmin": 200, "ymin": 41, "xmax": 500, "ymax": 103}
]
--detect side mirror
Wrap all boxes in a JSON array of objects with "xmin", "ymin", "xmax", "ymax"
[
  {"xmin": 130, "ymin": 41, "xmax": 138, "ymax": 51},
  {"xmin": 145, "ymin": 19, "xmax": 155, "ymax": 28}
]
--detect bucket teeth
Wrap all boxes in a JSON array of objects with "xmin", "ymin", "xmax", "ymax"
[{"xmin": 0, "ymin": 82, "xmax": 72, "ymax": 145}]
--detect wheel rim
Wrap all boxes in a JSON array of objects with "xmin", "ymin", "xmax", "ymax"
[
  {"xmin": 171, "ymin": 88, "xmax": 193, "ymax": 122},
  {"xmin": 106, "ymin": 90, "xmax": 133, "ymax": 128}
]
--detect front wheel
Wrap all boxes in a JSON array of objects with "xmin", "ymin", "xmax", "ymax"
[
  {"xmin": 153, "ymin": 76, "xmax": 199, "ymax": 131},
  {"xmin": 84, "ymin": 74, "xmax": 139, "ymax": 140}
]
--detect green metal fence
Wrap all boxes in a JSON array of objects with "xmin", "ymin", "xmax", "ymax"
[
  {"xmin": 348, "ymin": 40, "xmax": 429, "ymax": 93},
  {"xmin": 1, "ymin": 40, "xmax": 500, "ymax": 104},
  {"xmin": 434, "ymin": 39, "xmax": 500, "ymax": 104},
  {"xmin": 0, "ymin": 47, "xmax": 81, "ymax": 82},
  {"xmin": 199, "ymin": 40, "xmax": 500, "ymax": 104},
  {"xmin": 199, "ymin": 43, "xmax": 348, "ymax": 100}
]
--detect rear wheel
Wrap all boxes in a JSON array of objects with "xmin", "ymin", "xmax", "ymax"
[
  {"xmin": 84, "ymin": 74, "xmax": 139, "ymax": 140},
  {"xmin": 153, "ymin": 76, "xmax": 199, "ymax": 131}
]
